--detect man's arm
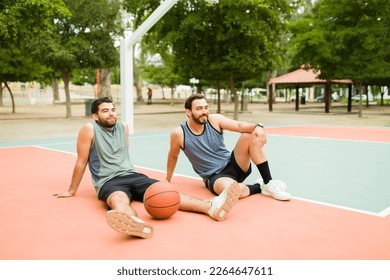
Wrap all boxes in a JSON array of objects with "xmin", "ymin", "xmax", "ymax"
[
  {"xmin": 54, "ymin": 123, "xmax": 94, "ymax": 198},
  {"xmin": 166, "ymin": 127, "xmax": 183, "ymax": 182},
  {"xmin": 210, "ymin": 114, "xmax": 267, "ymax": 146}
]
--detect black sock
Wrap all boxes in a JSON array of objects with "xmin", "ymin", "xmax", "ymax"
[
  {"xmin": 247, "ymin": 184, "xmax": 261, "ymax": 195},
  {"xmin": 256, "ymin": 161, "xmax": 272, "ymax": 185}
]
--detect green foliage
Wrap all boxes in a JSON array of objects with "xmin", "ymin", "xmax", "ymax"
[
  {"xmin": 124, "ymin": 0, "xmax": 294, "ymax": 85},
  {"xmin": 71, "ymin": 68, "xmax": 97, "ymax": 86},
  {"xmin": 289, "ymin": 0, "xmax": 390, "ymax": 84},
  {"xmin": 0, "ymin": 0, "xmax": 70, "ymax": 84},
  {"xmin": 0, "ymin": 0, "xmax": 70, "ymax": 47},
  {"xmin": 0, "ymin": 46, "xmax": 51, "ymax": 82},
  {"xmin": 30, "ymin": 0, "xmax": 123, "ymax": 72}
]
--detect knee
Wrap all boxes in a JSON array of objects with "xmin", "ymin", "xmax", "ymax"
[
  {"xmin": 107, "ymin": 191, "xmax": 130, "ymax": 207},
  {"xmin": 240, "ymin": 132, "xmax": 262, "ymax": 149},
  {"xmin": 241, "ymin": 132, "xmax": 252, "ymax": 140}
]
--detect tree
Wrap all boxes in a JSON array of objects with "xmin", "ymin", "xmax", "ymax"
[
  {"xmin": 126, "ymin": 0, "xmax": 293, "ymax": 119},
  {"xmin": 0, "ymin": 0, "xmax": 70, "ymax": 46},
  {"xmin": 140, "ymin": 31, "xmax": 182, "ymax": 105},
  {"xmin": 0, "ymin": 46, "xmax": 52, "ymax": 112},
  {"xmin": 142, "ymin": 57, "xmax": 181, "ymax": 104},
  {"xmin": 29, "ymin": 0, "xmax": 123, "ymax": 117},
  {"xmin": 289, "ymin": 0, "xmax": 390, "ymax": 114},
  {"xmin": 0, "ymin": 0, "xmax": 70, "ymax": 112}
]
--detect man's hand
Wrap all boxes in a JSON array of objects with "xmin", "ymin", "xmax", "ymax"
[
  {"xmin": 53, "ymin": 191, "xmax": 75, "ymax": 198},
  {"xmin": 252, "ymin": 126, "xmax": 267, "ymax": 147}
]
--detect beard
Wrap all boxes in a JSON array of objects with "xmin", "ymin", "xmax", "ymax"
[
  {"xmin": 192, "ymin": 113, "xmax": 208, "ymax": 125},
  {"xmin": 97, "ymin": 117, "xmax": 116, "ymax": 129}
]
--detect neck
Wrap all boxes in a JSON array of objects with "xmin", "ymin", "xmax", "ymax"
[
  {"xmin": 187, "ymin": 120, "xmax": 205, "ymax": 134},
  {"xmin": 97, "ymin": 122, "xmax": 114, "ymax": 132}
]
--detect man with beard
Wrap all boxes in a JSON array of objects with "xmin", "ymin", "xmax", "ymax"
[
  {"xmin": 54, "ymin": 97, "xmax": 236, "ymax": 239},
  {"xmin": 166, "ymin": 94, "xmax": 290, "ymax": 215}
]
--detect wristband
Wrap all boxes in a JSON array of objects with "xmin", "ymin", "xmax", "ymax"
[{"xmin": 255, "ymin": 122, "xmax": 264, "ymax": 128}]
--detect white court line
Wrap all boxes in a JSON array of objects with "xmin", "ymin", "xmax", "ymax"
[
  {"xmin": 14, "ymin": 145, "xmax": 390, "ymax": 219},
  {"xmin": 0, "ymin": 141, "xmax": 76, "ymax": 149},
  {"xmin": 267, "ymin": 133, "xmax": 390, "ymax": 144},
  {"xmin": 292, "ymin": 196, "xmax": 389, "ymax": 218},
  {"xmin": 130, "ymin": 133, "xmax": 170, "ymax": 138},
  {"xmin": 39, "ymin": 141, "xmax": 76, "ymax": 146},
  {"xmin": 147, "ymin": 166, "xmax": 389, "ymax": 218},
  {"xmin": 379, "ymin": 207, "xmax": 390, "ymax": 217},
  {"xmin": 31, "ymin": 145, "xmax": 76, "ymax": 155}
]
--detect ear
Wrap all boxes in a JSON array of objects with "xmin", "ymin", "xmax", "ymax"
[
  {"xmin": 92, "ymin": 113, "xmax": 99, "ymax": 121},
  {"xmin": 185, "ymin": 108, "xmax": 192, "ymax": 118}
]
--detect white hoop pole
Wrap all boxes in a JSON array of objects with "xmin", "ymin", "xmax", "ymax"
[{"xmin": 120, "ymin": 0, "xmax": 179, "ymax": 134}]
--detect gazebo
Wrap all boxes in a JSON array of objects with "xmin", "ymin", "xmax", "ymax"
[{"xmin": 268, "ymin": 67, "xmax": 353, "ymax": 113}]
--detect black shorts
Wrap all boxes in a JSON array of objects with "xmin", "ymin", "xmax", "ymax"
[
  {"xmin": 98, "ymin": 173, "xmax": 158, "ymax": 203},
  {"xmin": 203, "ymin": 152, "xmax": 252, "ymax": 194}
]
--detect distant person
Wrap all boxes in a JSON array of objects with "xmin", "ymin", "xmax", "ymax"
[
  {"xmin": 166, "ymin": 94, "xmax": 291, "ymax": 204},
  {"xmin": 147, "ymin": 87, "xmax": 153, "ymax": 105},
  {"xmin": 54, "ymin": 97, "xmax": 240, "ymax": 239}
]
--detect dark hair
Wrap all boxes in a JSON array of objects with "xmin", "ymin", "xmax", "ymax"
[
  {"xmin": 184, "ymin": 94, "xmax": 205, "ymax": 110},
  {"xmin": 91, "ymin": 97, "xmax": 114, "ymax": 114}
]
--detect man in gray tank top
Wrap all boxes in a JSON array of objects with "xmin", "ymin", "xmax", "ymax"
[
  {"xmin": 167, "ymin": 94, "xmax": 291, "ymax": 214},
  {"xmin": 54, "ymin": 97, "xmax": 237, "ymax": 238}
]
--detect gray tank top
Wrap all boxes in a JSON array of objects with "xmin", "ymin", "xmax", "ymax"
[
  {"xmin": 89, "ymin": 122, "xmax": 137, "ymax": 195},
  {"xmin": 181, "ymin": 121, "xmax": 230, "ymax": 178}
]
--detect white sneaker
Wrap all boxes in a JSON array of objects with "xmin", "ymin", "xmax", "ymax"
[
  {"xmin": 261, "ymin": 180, "xmax": 291, "ymax": 201},
  {"xmin": 208, "ymin": 182, "xmax": 240, "ymax": 221},
  {"xmin": 106, "ymin": 210, "xmax": 153, "ymax": 238},
  {"xmin": 254, "ymin": 178, "xmax": 264, "ymax": 187}
]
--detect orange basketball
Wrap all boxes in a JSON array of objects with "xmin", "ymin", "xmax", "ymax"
[{"xmin": 143, "ymin": 182, "xmax": 180, "ymax": 219}]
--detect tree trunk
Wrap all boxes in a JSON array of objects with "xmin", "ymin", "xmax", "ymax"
[
  {"xmin": 268, "ymin": 83, "xmax": 273, "ymax": 112},
  {"xmin": 229, "ymin": 74, "xmax": 239, "ymax": 120},
  {"xmin": 0, "ymin": 82, "xmax": 4, "ymax": 107},
  {"xmin": 355, "ymin": 82, "xmax": 363, "ymax": 118},
  {"xmin": 132, "ymin": 45, "xmax": 143, "ymax": 103},
  {"xmin": 364, "ymin": 85, "xmax": 369, "ymax": 108},
  {"xmin": 62, "ymin": 69, "xmax": 72, "ymax": 118},
  {"xmin": 51, "ymin": 77, "xmax": 59, "ymax": 103},
  {"xmin": 161, "ymin": 85, "xmax": 165, "ymax": 99},
  {"xmin": 216, "ymin": 80, "xmax": 221, "ymax": 114},
  {"xmin": 170, "ymin": 79, "xmax": 175, "ymax": 106},
  {"xmin": 135, "ymin": 79, "xmax": 143, "ymax": 102},
  {"xmin": 100, "ymin": 69, "xmax": 112, "ymax": 98},
  {"xmin": 4, "ymin": 82, "xmax": 16, "ymax": 113},
  {"xmin": 267, "ymin": 69, "xmax": 277, "ymax": 112},
  {"xmin": 324, "ymin": 82, "xmax": 331, "ymax": 113}
]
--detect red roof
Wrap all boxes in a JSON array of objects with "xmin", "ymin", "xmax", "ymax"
[{"xmin": 269, "ymin": 68, "xmax": 352, "ymax": 85}]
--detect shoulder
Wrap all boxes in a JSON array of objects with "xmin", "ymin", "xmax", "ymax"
[
  {"xmin": 208, "ymin": 114, "xmax": 225, "ymax": 131},
  {"xmin": 208, "ymin": 113, "xmax": 225, "ymax": 123},
  {"xmin": 77, "ymin": 123, "xmax": 94, "ymax": 144},
  {"xmin": 170, "ymin": 125, "xmax": 184, "ymax": 146},
  {"xmin": 79, "ymin": 123, "xmax": 94, "ymax": 135},
  {"xmin": 116, "ymin": 121, "xmax": 129, "ymax": 136},
  {"xmin": 118, "ymin": 121, "xmax": 127, "ymax": 129},
  {"xmin": 171, "ymin": 125, "xmax": 184, "ymax": 138},
  {"xmin": 209, "ymin": 113, "xmax": 228, "ymax": 120}
]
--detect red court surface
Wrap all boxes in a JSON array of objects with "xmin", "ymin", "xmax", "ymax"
[{"xmin": 1, "ymin": 145, "xmax": 390, "ymax": 260}]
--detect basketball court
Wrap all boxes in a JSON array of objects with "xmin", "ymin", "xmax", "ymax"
[{"xmin": 1, "ymin": 125, "xmax": 390, "ymax": 261}]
